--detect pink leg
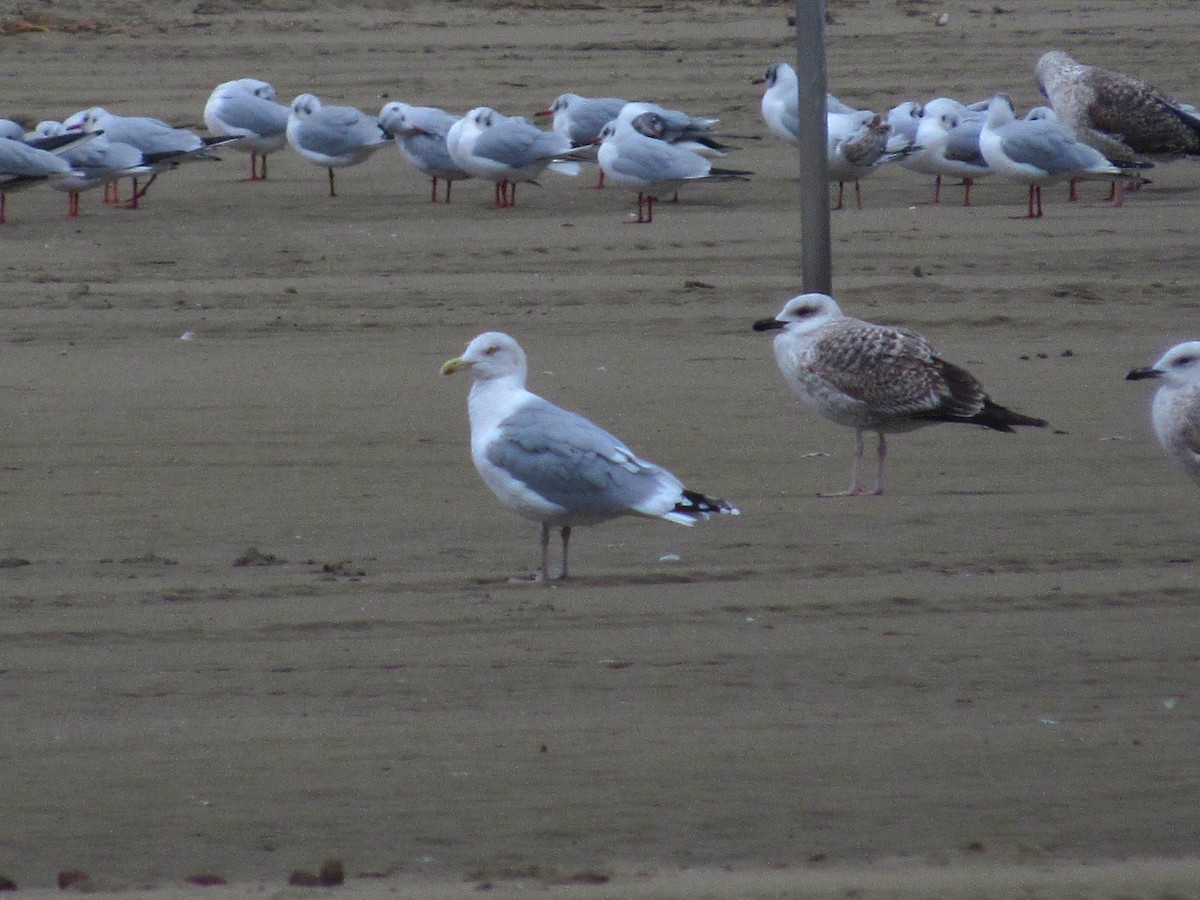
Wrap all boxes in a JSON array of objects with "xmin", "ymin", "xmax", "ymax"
[
  {"xmin": 819, "ymin": 430, "xmax": 870, "ymax": 498},
  {"xmin": 430, "ymin": 176, "xmax": 438, "ymax": 204},
  {"xmin": 854, "ymin": 180, "xmax": 863, "ymax": 210},
  {"xmin": 962, "ymin": 177, "xmax": 974, "ymax": 206}
]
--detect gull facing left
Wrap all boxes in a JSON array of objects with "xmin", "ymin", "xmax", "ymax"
[
  {"xmin": 1126, "ymin": 341, "xmax": 1200, "ymax": 485},
  {"xmin": 442, "ymin": 332, "xmax": 738, "ymax": 582},
  {"xmin": 754, "ymin": 293, "xmax": 1047, "ymax": 497}
]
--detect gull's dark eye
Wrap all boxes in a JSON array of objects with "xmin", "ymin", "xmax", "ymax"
[{"xmin": 484, "ymin": 345, "xmax": 500, "ymax": 356}]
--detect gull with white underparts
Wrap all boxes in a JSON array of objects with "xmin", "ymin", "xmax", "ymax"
[
  {"xmin": 441, "ymin": 332, "xmax": 738, "ymax": 582},
  {"xmin": 753, "ymin": 293, "xmax": 1047, "ymax": 497},
  {"xmin": 446, "ymin": 106, "xmax": 580, "ymax": 208},
  {"xmin": 536, "ymin": 92, "xmax": 628, "ymax": 146},
  {"xmin": 752, "ymin": 61, "xmax": 870, "ymax": 145},
  {"xmin": 535, "ymin": 92, "xmax": 628, "ymax": 188},
  {"xmin": 828, "ymin": 113, "xmax": 903, "ymax": 210},
  {"xmin": 203, "ymin": 78, "xmax": 290, "ymax": 181},
  {"xmin": 378, "ymin": 101, "xmax": 471, "ymax": 203},
  {"xmin": 1035, "ymin": 50, "xmax": 1200, "ymax": 166},
  {"xmin": 285, "ymin": 93, "xmax": 390, "ymax": 198},
  {"xmin": 594, "ymin": 113, "xmax": 750, "ymax": 223},
  {"xmin": 71, "ymin": 106, "xmax": 231, "ymax": 207},
  {"xmin": 979, "ymin": 93, "xmax": 1145, "ymax": 218},
  {"xmin": 1126, "ymin": 341, "xmax": 1200, "ymax": 486},
  {"xmin": 900, "ymin": 98, "xmax": 992, "ymax": 205},
  {"xmin": 32, "ymin": 121, "xmax": 152, "ymax": 217},
  {"xmin": 0, "ymin": 138, "xmax": 83, "ymax": 223}
]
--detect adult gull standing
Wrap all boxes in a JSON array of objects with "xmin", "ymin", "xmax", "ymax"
[
  {"xmin": 378, "ymin": 101, "xmax": 471, "ymax": 202},
  {"xmin": 203, "ymin": 78, "xmax": 290, "ymax": 181},
  {"xmin": 441, "ymin": 332, "xmax": 738, "ymax": 581},
  {"xmin": 753, "ymin": 293, "xmax": 1047, "ymax": 496},
  {"xmin": 285, "ymin": 93, "xmax": 391, "ymax": 197}
]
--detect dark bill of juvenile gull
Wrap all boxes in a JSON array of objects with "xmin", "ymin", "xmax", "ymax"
[
  {"xmin": 754, "ymin": 293, "xmax": 1047, "ymax": 497},
  {"xmin": 1126, "ymin": 341, "xmax": 1200, "ymax": 485}
]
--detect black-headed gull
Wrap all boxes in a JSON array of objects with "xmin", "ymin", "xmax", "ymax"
[
  {"xmin": 441, "ymin": 331, "xmax": 738, "ymax": 582},
  {"xmin": 1036, "ymin": 50, "xmax": 1200, "ymax": 165},
  {"xmin": 1127, "ymin": 342, "xmax": 1200, "ymax": 485},
  {"xmin": 536, "ymin": 92, "xmax": 628, "ymax": 146},
  {"xmin": 902, "ymin": 98, "xmax": 991, "ymax": 205},
  {"xmin": 285, "ymin": 93, "xmax": 390, "ymax": 198},
  {"xmin": 753, "ymin": 61, "xmax": 868, "ymax": 145},
  {"xmin": 446, "ymin": 106, "xmax": 579, "ymax": 209},
  {"xmin": 32, "ymin": 121, "xmax": 152, "ymax": 217},
  {"xmin": 70, "ymin": 106, "xmax": 229, "ymax": 208},
  {"xmin": 378, "ymin": 101, "xmax": 471, "ymax": 203},
  {"xmin": 203, "ymin": 78, "xmax": 289, "ymax": 181},
  {"xmin": 979, "ymin": 93, "xmax": 1145, "ymax": 218},
  {"xmin": 594, "ymin": 113, "xmax": 750, "ymax": 223},
  {"xmin": 753, "ymin": 293, "xmax": 1047, "ymax": 497},
  {"xmin": 0, "ymin": 138, "xmax": 82, "ymax": 223}
]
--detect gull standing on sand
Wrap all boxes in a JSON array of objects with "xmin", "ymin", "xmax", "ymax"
[
  {"xmin": 594, "ymin": 113, "xmax": 750, "ymax": 223},
  {"xmin": 441, "ymin": 332, "xmax": 738, "ymax": 582},
  {"xmin": 1126, "ymin": 342, "xmax": 1200, "ymax": 485},
  {"xmin": 1035, "ymin": 50, "xmax": 1200, "ymax": 166},
  {"xmin": 535, "ymin": 92, "xmax": 628, "ymax": 188},
  {"xmin": 0, "ymin": 138, "xmax": 82, "ymax": 223},
  {"xmin": 978, "ymin": 93, "xmax": 1141, "ymax": 218},
  {"xmin": 753, "ymin": 61, "xmax": 869, "ymax": 145},
  {"xmin": 71, "ymin": 106, "xmax": 230, "ymax": 207},
  {"xmin": 32, "ymin": 122, "xmax": 152, "ymax": 217},
  {"xmin": 536, "ymin": 92, "xmax": 628, "ymax": 146},
  {"xmin": 901, "ymin": 98, "xmax": 992, "ymax": 205},
  {"xmin": 203, "ymin": 78, "xmax": 290, "ymax": 181},
  {"xmin": 753, "ymin": 293, "xmax": 1047, "ymax": 497},
  {"xmin": 446, "ymin": 106, "xmax": 579, "ymax": 208},
  {"xmin": 285, "ymin": 93, "xmax": 390, "ymax": 198},
  {"xmin": 378, "ymin": 101, "xmax": 471, "ymax": 203}
]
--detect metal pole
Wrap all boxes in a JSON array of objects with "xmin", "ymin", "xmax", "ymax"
[{"xmin": 795, "ymin": 0, "xmax": 832, "ymax": 294}]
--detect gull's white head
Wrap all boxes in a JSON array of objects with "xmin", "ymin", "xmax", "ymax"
[
  {"xmin": 290, "ymin": 93, "xmax": 321, "ymax": 117},
  {"xmin": 1128, "ymin": 341, "xmax": 1200, "ymax": 388},
  {"xmin": 753, "ymin": 293, "xmax": 843, "ymax": 337},
  {"xmin": 441, "ymin": 332, "xmax": 528, "ymax": 383},
  {"xmin": 985, "ymin": 93, "xmax": 1017, "ymax": 126},
  {"xmin": 378, "ymin": 101, "xmax": 413, "ymax": 135},
  {"xmin": 754, "ymin": 61, "xmax": 795, "ymax": 90}
]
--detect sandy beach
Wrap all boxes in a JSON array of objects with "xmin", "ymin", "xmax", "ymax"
[{"xmin": 2, "ymin": 0, "xmax": 1200, "ymax": 896}]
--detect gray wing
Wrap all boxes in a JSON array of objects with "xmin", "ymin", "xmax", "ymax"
[
  {"xmin": 0, "ymin": 140, "xmax": 74, "ymax": 176},
  {"xmin": 212, "ymin": 94, "xmax": 288, "ymax": 137},
  {"xmin": 301, "ymin": 107, "xmax": 384, "ymax": 155},
  {"xmin": 569, "ymin": 98, "xmax": 627, "ymax": 144},
  {"xmin": 615, "ymin": 133, "xmax": 709, "ymax": 182},
  {"xmin": 474, "ymin": 121, "xmax": 568, "ymax": 165},
  {"xmin": 944, "ymin": 118, "xmax": 986, "ymax": 165},
  {"xmin": 103, "ymin": 117, "xmax": 204, "ymax": 154},
  {"xmin": 486, "ymin": 399, "xmax": 674, "ymax": 517},
  {"xmin": 1000, "ymin": 120, "xmax": 1095, "ymax": 175}
]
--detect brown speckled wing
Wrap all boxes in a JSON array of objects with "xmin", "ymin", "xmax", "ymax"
[
  {"xmin": 1085, "ymin": 68, "xmax": 1200, "ymax": 156},
  {"xmin": 809, "ymin": 322, "xmax": 954, "ymax": 417}
]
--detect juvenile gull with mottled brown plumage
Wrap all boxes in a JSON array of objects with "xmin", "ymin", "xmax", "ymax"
[
  {"xmin": 753, "ymin": 294, "xmax": 1047, "ymax": 497},
  {"xmin": 1035, "ymin": 50, "xmax": 1200, "ymax": 165}
]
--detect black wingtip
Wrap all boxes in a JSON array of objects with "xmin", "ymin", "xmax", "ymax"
[{"xmin": 674, "ymin": 489, "xmax": 740, "ymax": 519}]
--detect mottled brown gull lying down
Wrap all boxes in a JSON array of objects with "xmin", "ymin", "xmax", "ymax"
[
  {"xmin": 1126, "ymin": 341, "xmax": 1200, "ymax": 486},
  {"xmin": 754, "ymin": 294, "xmax": 1047, "ymax": 497},
  {"xmin": 1035, "ymin": 50, "xmax": 1200, "ymax": 165}
]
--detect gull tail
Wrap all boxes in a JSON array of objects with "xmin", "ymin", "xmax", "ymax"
[
  {"xmin": 707, "ymin": 166, "xmax": 753, "ymax": 181},
  {"xmin": 967, "ymin": 398, "xmax": 1049, "ymax": 433},
  {"xmin": 663, "ymin": 489, "xmax": 740, "ymax": 525}
]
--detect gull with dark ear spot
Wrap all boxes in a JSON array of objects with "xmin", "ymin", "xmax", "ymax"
[
  {"xmin": 442, "ymin": 332, "xmax": 738, "ymax": 582},
  {"xmin": 285, "ymin": 93, "xmax": 391, "ymax": 198},
  {"xmin": 1126, "ymin": 341, "xmax": 1200, "ymax": 485},
  {"xmin": 753, "ymin": 293, "xmax": 1047, "ymax": 497}
]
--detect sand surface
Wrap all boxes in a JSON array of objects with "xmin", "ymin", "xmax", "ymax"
[{"xmin": 3, "ymin": 0, "xmax": 1200, "ymax": 896}]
